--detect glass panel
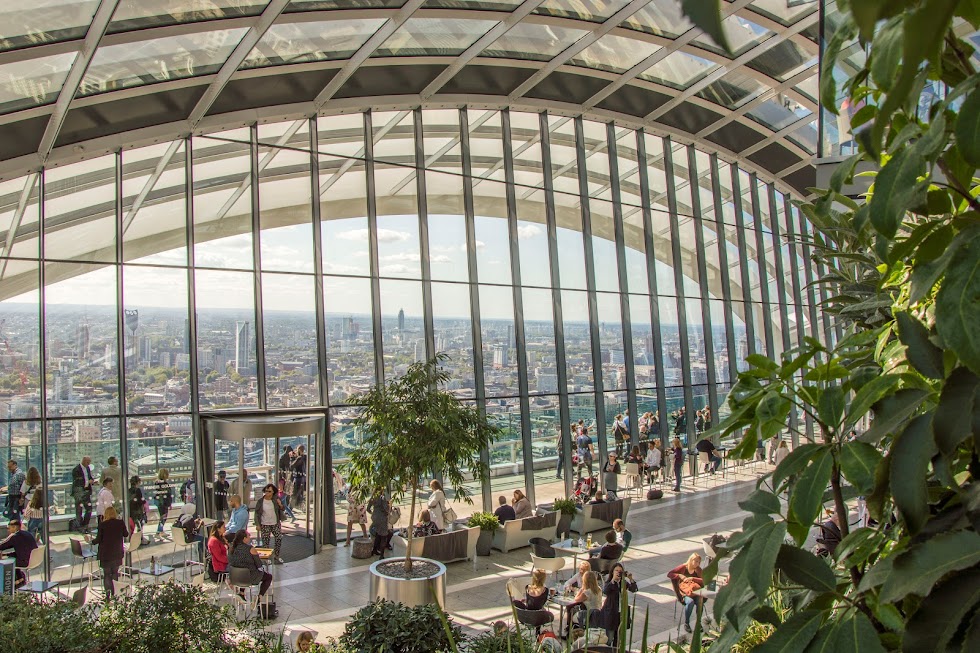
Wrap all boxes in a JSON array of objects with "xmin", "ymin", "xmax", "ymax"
[
  {"xmin": 122, "ymin": 141, "xmax": 187, "ymax": 266},
  {"xmin": 376, "ymin": 214, "xmax": 421, "ymax": 279},
  {"xmin": 639, "ymin": 50, "xmax": 718, "ymax": 89},
  {"xmin": 696, "ymin": 69, "xmax": 767, "ymax": 109},
  {"xmin": 122, "ymin": 266, "xmax": 190, "ymax": 414},
  {"xmin": 258, "ymin": 145, "xmax": 314, "ymax": 273},
  {"xmin": 0, "ymin": 174, "xmax": 40, "ymax": 259},
  {"xmin": 258, "ymin": 119, "xmax": 311, "ymax": 151},
  {"xmin": 474, "ymin": 215, "xmax": 511, "ymax": 285},
  {"xmin": 379, "ymin": 278, "xmax": 423, "ymax": 380},
  {"xmin": 431, "ymin": 281, "xmax": 474, "ymax": 397},
  {"xmin": 747, "ymin": 96, "xmax": 812, "ymax": 131},
  {"xmin": 0, "ymin": 1, "xmax": 99, "ymax": 51},
  {"xmin": 629, "ymin": 294, "xmax": 655, "ymax": 388},
  {"xmin": 536, "ymin": 0, "xmax": 631, "ymax": 22},
  {"xmin": 516, "ymin": 218, "xmax": 549, "ymax": 288},
  {"xmin": 425, "ymin": 0, "xmax": 524, "ymax": 8},
  {"xmin": 0, "ymin": 268, "xmax": 40, "ymax": 419},
  {"xmin": 561, "ymin": 289, "xmax": 592, "ymax": 393},
  {"xmin": 0, "ymin": 53, "xmax": 76, "ymax": 114},
  {"xmin": 623, "ymin": 0, "xmax": 694, "ymax": 38},
  {"xmin": 111, "ymin": 0, "xmax": 267, "ymax": 30},
  {"xmin": 288, "ymin": 0, "xmax": 406, "ymax": 10},
  {"xmin": 750, "ymin": 0, "xmax": 818, "ymax": 25},
  {"xmin": 375, "ymin": 18, "xmax": 497, "ymax": 56},
  {"xmin": 487, "ymin": 397, "xmax": 525, "ymax": 506},
  {"xmin": 428, "ymin": 213, "xmax": 469, "ymax": 283},
  {"xmin": 659, "ymin": 296, "xmax": 681, "ymax": 387},
  {"xmin": 479, "ymin": 285, "xmax": 518, "ymax": 397},
  {"xmin": 590, "ymin": 199, "xmax": 619, "ymax": 293},
  {"xmin": 482, "ymin": 23, "xmax": 589, "ymax": 61},
  {"xmin": 422, "ymin": 109, "xmax": 461, "ymax": 170},
  {"xmin": 263, "ymin": 273, "xmax": 320, "ymax": 407},
  {"xmin": 556, "ymin": 224, "xmax": 587, "ymax": 290},
  {"xmin": 242, "ymin": 18, "xmax": 385, "ymax": 68},
  {"xmin": 651, "ymin": 210, "xmax": 674, "ymax": 295},
  {"xmin": 570, "ymin": 35, "xmax": 661, "ymax": 73},
  {"xmin": 44, "ymin": 155, "xmax": 117, "ymax": 263},
  {"xmin": 44, "ymin": 263, "xmax": 119, "ymax": 417},
  {"xmin": 603, "ymin": 390, "xmax": 628, "ymax": 460},
  {"xmin": 522, "ymin": 287, "xmax": 557, "ymax": 394},
  {"xmin": 510, "ymin": 111, "xmax": 544, "ymax": 191},
  {"xmin": 80, "ymin": 28, "xmax": 249, "ymax": 96},
  {"xmin": 194, "ymin": 269, "xmax": 258, "ymax": 410},
  {"xmin": 685, "ymin": 297, "xmax": 707, "ymax": 385},
  {"xmin": 323, "ymin": 275, "xmax": 376, "ymax": 401},
  {"xmin": 731, "ymin": 300, "xmax": 749, "ymax": 372},
  {"xmin": 695, "ymin": 15, "xmax": 772, "ymax": 56},
  {"xmin": 567, "ymin": 392, "xmax": 596, "ymax": 473},
  {"xmin": 528, "ymin": 395, "xmax": 563, "ymax": 495},
  {"xmin": 677, "ymin": 215, "xmax": 701, "ymax": 296},
  {"xmin": 596, "ymin": 292, "xmax": 624, "ymax": 390},
  {"xmin": 193, "ymin": 137, "xmax": 253, "ymax": 270},
  {"xmin": 371, "ymin": 110, "xmax": 415, "ymax": 167}
]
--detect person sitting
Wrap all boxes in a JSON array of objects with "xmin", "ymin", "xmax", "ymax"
[
  {"xmin": 493, "ymin": 495, "xmax": 516, "ymax": 525},
  {"xmin": 563, "ymin": 560, "xmax": 592, "ymax": 592},
  {"xmin": 207, "ymin": 521, "xmax": 228, "ymax": 582},
  {"xmin": 512, "ymin": 490, "xmax": 533, "ymax": 520},
  {"xmin": 815, "ymin": 512, "xmax": 842, "ymax": 558},
  {"xmin": 0, "ymin": 518, "xmax": 37, "ymax": 587},
  {"xmin": 613, "ymin": 519, "xmax": 632, "ymax": 552},
  {"xmin": 667, "ymin": 553, "xmax": 705, "ymax": 633},
  {"xmin": 225, "ymin": 494, "xmax": 249, "ymax": 537},
  {"xmin": 589, "ymin": 491, "xmax": 607, "ymax": 505},
  {"xmin": 644, "ymin": 440, "xmax": 662, "ymax": 484},
  {"xmin": 589, "ymin": 530, "xmax": 624, "ymax": 561},
  {"xmin": 695, "ymin": 437, "xmax": 722, "ymax": 474},
  {"xmin": 175, "ymin": 503, "xmax": 206, "ymax": 561},
  {"xmin": 296, "ymin": 631, "xmax": 327, "ymax": 653},
  {"xmin": 513, "ymin": 568, "xmax": 549, "ymax": 610},
  {"xmin": 592, "ymin": 563, "xmax": 638, "ymax": 645},
  {"xmin": 570, "ymin": 571, "xmax": 604, "ymax": 632},
  {"xmin": 412, "ymin": 509, "xmax": 441, "ymax": 537},
  {"xmin": 228, "ymin": 530, "xmax": 273, "ymax": 602}
]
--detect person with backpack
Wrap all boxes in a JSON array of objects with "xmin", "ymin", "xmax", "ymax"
[
  {"xmin": 671, "ymin": 437, "xmax": 684, "ymax": 492},
  {"xmin": 612, "ymin": 414, "xmax": 628, "ymax": 457}
]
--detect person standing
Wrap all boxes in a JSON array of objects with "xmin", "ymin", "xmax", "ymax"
[
  {"xmin": 602, "ymin": 453, "xmax": 621, "ymax": 499},
  {"xmin": 612, "ymin": 414, "xmax": 628, "ymax": 457},
  {"xmin": 594, "ymin": 563, "xmax": 638, "ymax": 646},
  {"xmin": 576, "ymin": 425, "xmax": 594, "ymax": 477},
  {"xmin": 555, "ymin": 425, "xmax": 565, "ymax": 480},
  {"xmin": 96, "ymin": 477, "xmax": 115, "ymax": 523},
  {"xmin": 290, "ymin": 445, "xmax": 307, "ymax": 508},
  {"xmin": 70, "ymin": 456, "xmax": 96, "ymax": 532},
  {"xmin": 91, "ymin": 506, "xmax": 128, "ymax": 598},
  {"xmin": 277, "ymin": 446, "xmax": 293, "ymax": 490},
  {"xmin": 427, "ymin": 480, "xmax": 448, "ymax": 531},
  {"xmin": 213, "ymin": 470, "xmax": 230, "ymax": 522},
  {"xmin": 671, "ymin": 438, "xmax": 684, "ymax": 492},
  {"xmin": 254, "ymin": 484, "xmax": 285, "ymax": 564},
  {"xmin": 24, "ymin": 489, "xmax": 45, "ymax": 544},
  {"xmin": 101, "ymin": 457, "xmax": 122, "ymax": 507},
  {"xmin": 368, "ymin": 489, "xmax": 390, "ymax": 559},
  {"xmin": 345, "ymin": 487, "xmax": 368, "ymax": 545},
  {"xmin": 154, "ymin": 468, "xmax": 173, "ymax": 536},
  {"xmin": 2, "ymin": 460, "xmax": 26, "ymax": 521},
  {"xmin": 128, "ymin": 476, "xmax": 146, "ymax": 531},
  {"xmin": 19, "ymin": 466, "xmax": 41, "ymax": 521}
]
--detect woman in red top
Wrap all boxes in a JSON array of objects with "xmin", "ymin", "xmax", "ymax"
[
  {"xmin": 667, "ymin": 553, "xmax": 705, "ymax": 633},
  {"xmin": 207, "ymin": 521, "xmax": 228, "ymax": 581}
]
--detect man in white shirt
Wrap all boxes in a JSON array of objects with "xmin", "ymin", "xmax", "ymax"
[
  {"xmin": 96, "ymin": 477, "xmax": 115, "ymax": 522},
  {"xmin": 645, "ymin": 440, "xmax": 662, "ymax": 484}
]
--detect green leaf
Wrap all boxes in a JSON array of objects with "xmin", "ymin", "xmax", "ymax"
[
  {"xmin": 940, "ymin": 144, "xmax": 976, "ymax": 194},
  {"xmin": 903, "ymin": 567, "xmax": 980, "ymax": 652},
  {"xmin": 934, "ymin": 367, "xmax": 980, "ymax": 454},
  {"xmin": 844, "ymin": 374, "xmax": 902, "ymax": 434},
  {"xmin": 834, "ymin": 527, "xmax": 883, "ymax": 567},
  {"xmin": 775, "ymin": 544, "xmax": 837, "ymax": 592},
  {"xmin": 832, "ymin": 613, "xmax": 887, "ymax": 653},
  {"xmin": 773, "ymin": 443, "xmax": 825, "ymax": 490},
  {"xmin": 744, "ymin": 520, "xmax": 787, "ymax": 599},
  {"xmin": 936, "ymin": 235, "xmax": 980, "ymax": 375},
  {"xmin": 680, "ymin": 0, "xmax": 730, "ymax": 53},
  {"xmin": 895, "ymin": 311, "xmax": 945, "ymax": 379},
  {"xmin": 870, "ymin": 16, "xmax": 905, "ymax": 91},
  {"xmin": 879, "ymin": 529, "xmax": 980, "ymax": 602},
  {"xmin": 738, "ymin": 489, "xmax": 782, "ymax": 515},
  {"xmin": 818, "ymin": 385, "xmax": 846, "ymax": 431},
  {"xmin": 869, "ymin": 148, "xmax": 926, "ymax": 238},
  {"xmin": 859, "ymin": 388, "xmax": 930, "ymax": 444},
  {"xmin": 751, "ymin": 605, "xmax": 782, "ymax": 627},
  {"xmin": 889, "ymin": 414, "xmax": 936, "ymax": 534},
  {"xmin": 840, "ymin": 441, "xmax": 883, "ymax": 494},
  {"xmin": 755, "ymin": 610, "xmax": 824, "ymax": 653},
  {"xmin": 956, "ymin": 87, "xmax": 980, "ymax": 166},
  {"xmin": 788, "ymin": 449, "xmax": 834, "ymax": 544}
]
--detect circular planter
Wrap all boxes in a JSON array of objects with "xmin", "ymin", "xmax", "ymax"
[
  {"xmin": 476, "ymin": 530, "xmax": 493, "ymax": 556},
  {"xmin": 369, "ymin": 557, "xmax": 447, "ymax": 609}
]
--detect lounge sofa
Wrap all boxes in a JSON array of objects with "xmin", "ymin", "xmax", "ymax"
[
  {"xmin": 570, "ymin": 498, "xmax": 632, "ymax": 535},
  {"xmin": 391, "ymin": 525, "xmax": 479, "ymax": 564},
  {"xmin": 492, "ymin": 510, "xmax": 558, "ymax": 553}
]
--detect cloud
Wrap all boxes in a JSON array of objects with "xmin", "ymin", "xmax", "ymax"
[
  {"xmin": 337, "ymin": 228, "xmax": 411, "ymax": 243},
  {"xmin": 517, "ymin": 224, "xmax": 543, "ymax": 240},
  {"xmin": 323, "ymin": 261, "xmax": 362, "ymax": 274},
  {"xmin": 381, "ymin": 253, "xmax": 421, "ymax": 263},
  {"xmin": 380, "ymin": 264, "xmax": 412, "ymax": 274},
  {"xmin": 430, "ymin": 255, "xmax": 452, "ymax": 264}
]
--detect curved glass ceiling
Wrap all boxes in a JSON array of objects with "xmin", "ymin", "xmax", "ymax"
[{"xmin": 0, "ymin": 0, "xmax": 822, "ymax": 192}]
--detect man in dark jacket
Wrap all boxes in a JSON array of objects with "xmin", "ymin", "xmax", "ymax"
[
  {"xmin": 0, "ymin": 519, "xmax": 37, "ymax": 587},
  {"xmin": 493, "ymin": 495, "xmax": 516, "ymax": 524},
  {"xmin": 695, "ymin": 437, "xmax": 722, "ymax": 474},
  {"xmin": 71, "ymin": 456, "xmax": 96, "ymax": 532}
]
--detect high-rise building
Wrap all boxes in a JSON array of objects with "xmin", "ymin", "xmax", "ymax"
[
  {"xmin": 235, "ymin": 321, "xmax": 250, "ymax": 373},
  {"xmin": 398, "ymin": 309, "xmax": 405, "ymax": 331},
  {"xmin": 492, "ymin": 344, "xmax": 509, "ymax": 369},
  {"xmin": 75, "ymin": 323, "xmax": 90, "ymax": 360}
]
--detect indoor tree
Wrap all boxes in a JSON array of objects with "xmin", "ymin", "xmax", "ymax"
[
  {"xmin": 673, "ymin": 0, "xmax": 980, "ymax": 651},
  {"xmin": 346, "ymin": 354, "xmax": 499, "ymax": 572}
]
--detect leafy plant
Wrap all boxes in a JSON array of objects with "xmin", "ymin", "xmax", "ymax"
[
  {"xmin": 339, "ymin": 599, "xmax": 464, "ymax": 653},
  {"xmin": 0, "ymin": 593, "xmax": 98, "ymax": 653},
  {"xmin": 678, "ymin": 0, "xmax": 980, "ymax": 651},
  {"xmin": 468, "ymin": 511, "xmax": 501, "ymax": 532},
  {"xmin": 347, "ymin": 354, "xmax": 500, "ymax": 572},
  {"xmin": 552, "ymin": 498, "xmax": 578, "ymax": 516}
]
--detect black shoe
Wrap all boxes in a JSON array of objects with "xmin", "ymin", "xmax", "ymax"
[{"xmin": 684, "ymin": 624, "xmax": 692, "ymax": 633}]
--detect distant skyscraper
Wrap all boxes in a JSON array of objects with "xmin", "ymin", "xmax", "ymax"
[
  {"xmin": 492, "ymin": 344, "xmax": 509, "ymax": 369},
  {"xmin": 75, "ymin": 323, "xmax": 90, "ymax": 360},
  {"xmin": 235, "ymin": 321, "xmax": 250, "ymax": 372},
  {"xmin": 398, "ymin": 309, "xmax": 405, "ymax": 331},
  {"xmin": 506, "ymin": 324, "xmax": 514, "ymax": 348}
]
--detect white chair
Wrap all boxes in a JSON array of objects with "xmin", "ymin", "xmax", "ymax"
[
  {"xmin": 530, "ymin": 553, "xmax": 567, "ymax": 583},
  {"xmin": 505, "ymin": 578, "xmax": 524, "ymax": 602},
  {"xmin": 170, "ymin": 524, "xmax": 197, "ymax": 581},
  {"xmin": 624, "ymin": 463, "xmax": 642, "ymax": 497},
  {"xmin": 697, "ymin": 452, "xmax": 714, "ymax": 487},
  {"xmin": 16, "ymin": 545, "xmax": 47, "ymax": 594},
  {"xmin": 125, "ymin": 528, "xmax": 142, "ymax": 568}
]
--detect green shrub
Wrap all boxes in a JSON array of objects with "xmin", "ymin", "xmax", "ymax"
[
  {"xmin": 0, "ymin": 593, "xmax": 98, "ymax": 653},
  {"xmin": 467, "ymin": 511, "xmax": 501, "ymax": 532},
  {"xmin": 551, "ymin": 498, "xmax": 578, "ymax": 516},
  {"xmin": 339, "ymin": 599, "xmax": 463, "ymax": 653}
]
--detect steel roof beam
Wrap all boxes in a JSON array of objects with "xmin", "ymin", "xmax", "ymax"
[{"xmin": 739, "ymin": 114, "xmax": 816, "ymax": 158}]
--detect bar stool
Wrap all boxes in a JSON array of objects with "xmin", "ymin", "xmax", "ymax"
[
  {"xmin": 229, "ymin": 566, "xmax": 267, "ymax": 619},
  {"xmin": 170, "ymin": 524, "xmax": 198, "ymax": 581},
  {"xmin": 68, "ymin": 538, "xmax": 97, "ymax": 589},
  {"xmin": 624, "ymin": 463, "xmax": 642, "ymax": 497}
]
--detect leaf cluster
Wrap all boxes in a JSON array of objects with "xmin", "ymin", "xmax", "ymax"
[{"xmin": 339, "ymin": 599, "xmax": 464, "ymax": 653}]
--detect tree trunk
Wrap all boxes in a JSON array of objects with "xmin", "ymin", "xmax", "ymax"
[{"xmin": 405, "ymin": 482, "xmax": 417, "ymax": 573}]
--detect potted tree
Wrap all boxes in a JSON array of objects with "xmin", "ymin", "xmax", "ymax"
[
  {"xmin": 467, "ymin": 512, "xmax": 500, "ymax": 556},
  {"xmin": 347, "ymin": 354, "xmax": 499, "ymax": 607},
  {"xmin": 552, "ymin": 497, "xmax": 578, "ymax": 539}
]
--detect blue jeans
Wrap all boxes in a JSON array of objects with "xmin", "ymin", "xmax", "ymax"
[
  {"xmin": 683, "ymin": 595, "xmax": 701, "ymax": 626},
  {"xmin": 708, "ymin": 453, "xmax": 721, "ymax": 472},
  {"xmin": 27, "ymin": 518, "xmax": 43, "ymax": 542},
  {"xmin": 674, "ymin": 464, "xmax": 682, "ymax": 491}
]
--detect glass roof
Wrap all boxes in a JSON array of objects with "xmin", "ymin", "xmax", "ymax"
[{"xmin": 0, "ymin": 0, "xmax": 824, "ymax": 186}]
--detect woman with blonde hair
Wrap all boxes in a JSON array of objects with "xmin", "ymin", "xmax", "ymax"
[
  {"xmin": 667, "ymin": 553, "xmax": 705, "ymax": 633},
  {"xmin": 92, "ymin": 505, "xmax": 128, "ymax": 597},
  {"xmin": 514, "ymin": 568, "xmax": 549, "ymax": 610}
]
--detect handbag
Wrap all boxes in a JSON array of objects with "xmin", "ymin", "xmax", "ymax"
[{"xmin": 443, "ymin": 505, "xmax": 457, "ymax": 524}]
